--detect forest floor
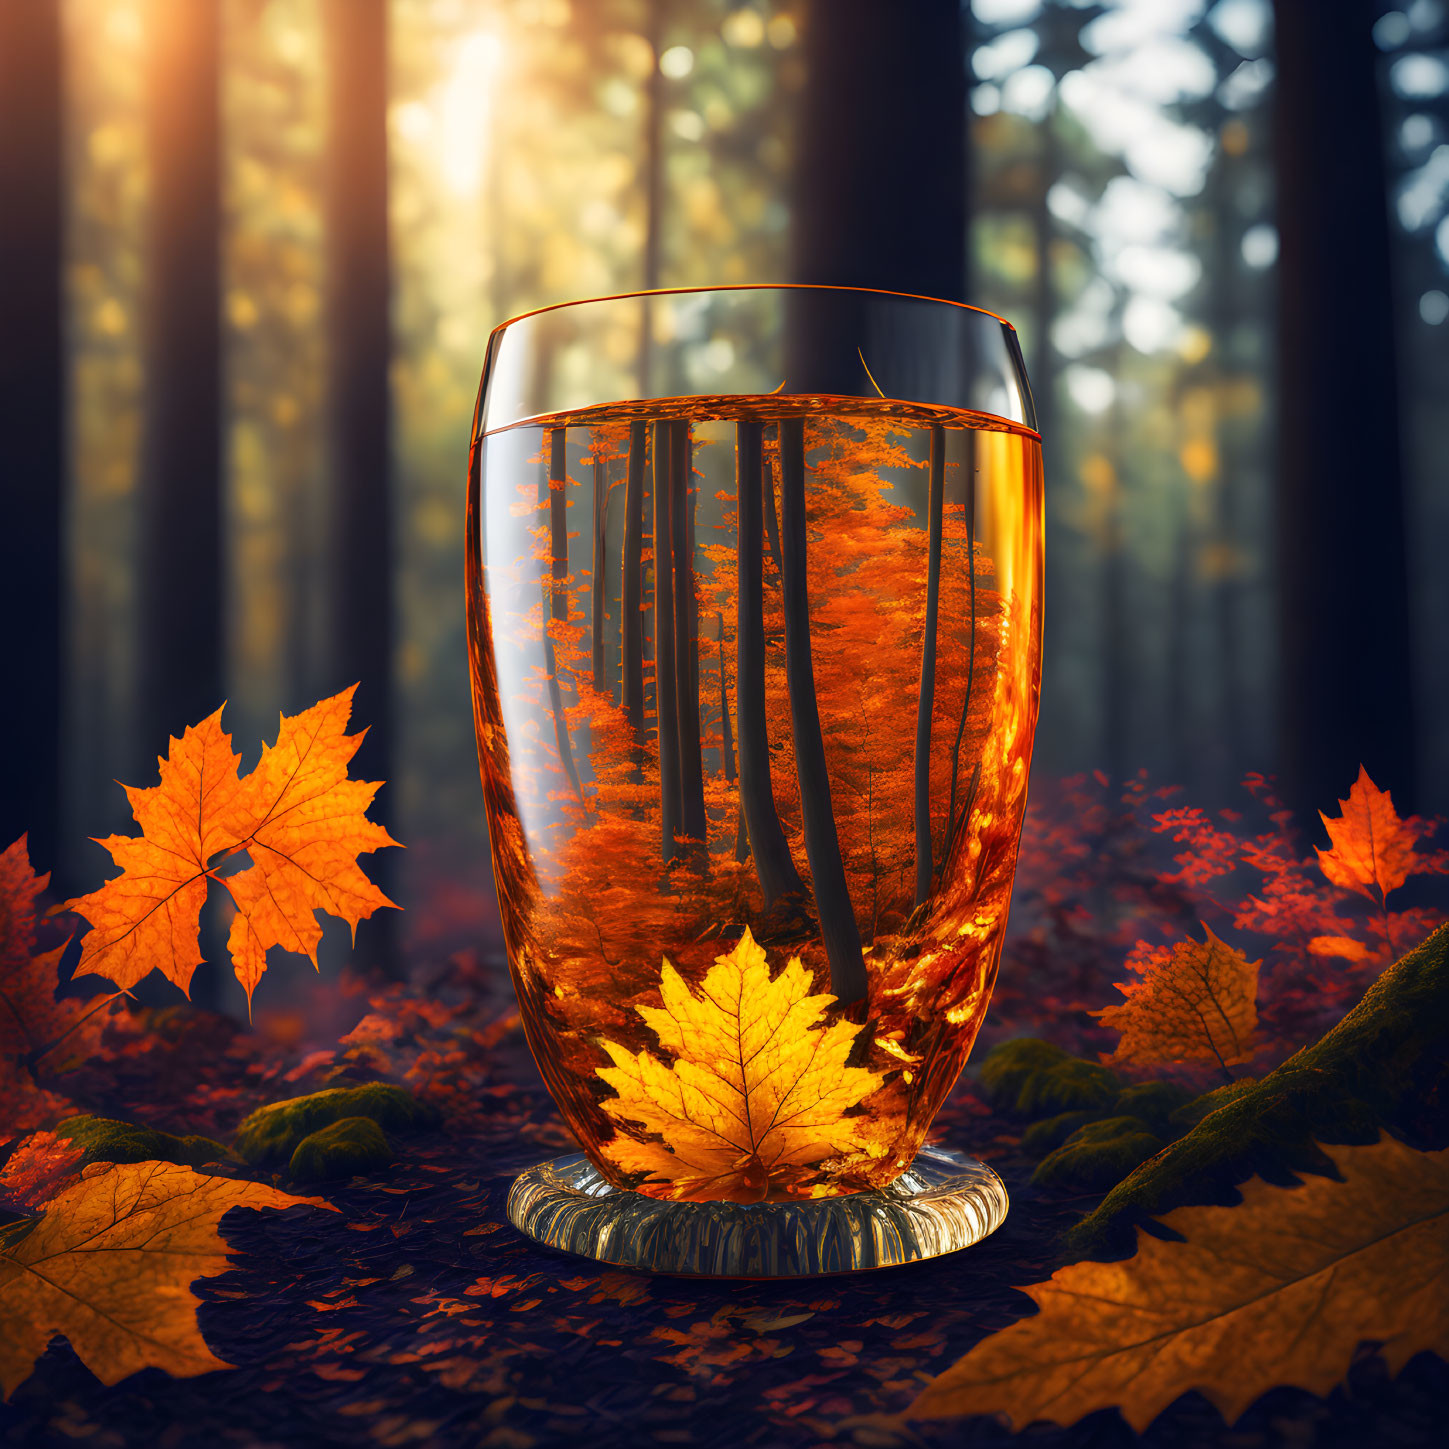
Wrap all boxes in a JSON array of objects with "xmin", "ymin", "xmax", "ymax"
[{"xmin": 3, "ymin": 976, "xmax": 1446, "ymax": 1449}]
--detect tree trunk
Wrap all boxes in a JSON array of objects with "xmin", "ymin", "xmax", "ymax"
[
  {"xmin": 778, "ymin": 418, "xmax": 867, "ymax": 1005},
  {"xmin": 762, "ymin": 456, "xmax": 785, "ymax": 583},
  {"xmin": 0, "ymin": 0, "xmax": 64, "ymax": 876},
  {"xmin": 136, "ymin": 0, "xmax": 223, "ymax": 770},
  {"xmin": 788, "ymin": 0, "xmax": 966, "ymax": 391},
  {"xmin": 542, "ymin": 429, "xmax": 583, "ymax": 805},
  {"xmin": 322, "ymin": 0, "xmax": 395, "ymax": 971},
  {"xmin": 914, "ymin": 426, "xmax": 945, "ymax": 908},
  {"xmin": 673, "ymin": 425, "xmax": 707, "ymax": 845},
  {"xmin": 622, "ymin": 421, "xmax": 647, "ymax": 742},
  {"xmin": 1272, "ymin": 0, "xmax": 1415, "ymax": 818},
  {"xmin": 653, "ymin": 421, "xmax": 681, "ymax": 860},
  {"xmin": 792, "ymin": 0, "xmax": 965, "ymax": 296},
  {"xmin": 718, "ymin": 612, "xmax": 735, "ymax": 784},
  {"xmin": 735, "ymin": 421, "xmax": 802, "ymax": 903},
  {"xmin": 591, "ymin": 450, "xmax": 608, "ymax": 694}
]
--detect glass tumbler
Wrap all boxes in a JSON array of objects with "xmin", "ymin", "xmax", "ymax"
[{"xmin": 467, "ymin": 285, "xmax": 1042, "ymax": 1274}]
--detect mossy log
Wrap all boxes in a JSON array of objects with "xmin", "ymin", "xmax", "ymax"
[
  {"xmin": 1065, "ymin": 923, "xmax": 1449, "ymax": 1260},
  {"xmin": 1032, "ymin": 1116, "xmax": 1164, "ymax": 1193}
]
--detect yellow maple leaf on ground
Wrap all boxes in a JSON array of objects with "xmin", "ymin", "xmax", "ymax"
[
  {"xmin": 910, "ymin": 1135, "xmax": 1449, "ymax": 1433},
  {"xmin": 63, "ymin": 687, "xmax": 399, "ymax": 1008},
  {"xmin": 1092, "ymin": 925, "xmax": 1259, "ymax": 1074},
  {"xmin": 1317, "ymin": 766, "xmax": 1421, "ymax": 906},
  {"xmin": 0, "ymin": 1160, "xmax": 334, "ymax": 1399},
  {"xmin": 596, "ymin": 929, "xmax": 885, "ymax": 1202}
]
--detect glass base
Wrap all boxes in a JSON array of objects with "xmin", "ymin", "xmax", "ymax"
[{"xmin": 505, "ymin": 1144, "xmax": 1008, "ymax": 1277}]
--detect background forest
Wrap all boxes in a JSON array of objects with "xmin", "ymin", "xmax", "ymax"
[{"xmin": 3, "ymin": 0, "xmax": 1448, "ymax": 1017}]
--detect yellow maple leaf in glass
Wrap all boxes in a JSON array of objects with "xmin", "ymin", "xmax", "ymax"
[{"xmin": 596, "ymin": 928, "xmax": 886, "ymax": 1202}]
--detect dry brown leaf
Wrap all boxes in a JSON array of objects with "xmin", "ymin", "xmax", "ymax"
[
  {"xmin": 0, "ymin": 1160, "xmax": 334, "ymax": 1399},
  {"xmin": 1317, "ymin": 767, "xmax": 1421, "ymax": 905},
  {"xmin": 910, "ymin": 1136, "xmax": 1449, "ymax": 1432},
  {"xmin": 596, "ymin": 928, "xmax": 885, "ymax": 1201},
  {"xmin": 1093, "ymin": 924, "xmax": 1259, "ymax": 1072}
]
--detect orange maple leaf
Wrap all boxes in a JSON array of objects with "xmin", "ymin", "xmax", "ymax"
[
  {"xmin": 64, "ymin": 687, "xmax": 399, "ymax": 1008},
  {"xmin": 595, "ymin": 929, "xmax": 886, "ymax": 1202},
  {"xmin": 909, "ymin": 1136, "xmax": 1449, "ymax": 1432},
  {"xmin": 1307, "ymin": 934, "xmax": 1371, "ymax": 963},
  {"xmin": 1092, "ymin": 925, "xmax": 1259, "ymax": 1075},
  {"xmin": 0, "ymin": 837, "xmax": 115, "ymax": 1130},
  {"xmin": 1316, "ymin": 766, "xmax": 1420, "ymax": 906}
]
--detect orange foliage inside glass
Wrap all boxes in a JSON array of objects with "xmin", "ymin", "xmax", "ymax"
[{"xmin": 467, "ymin": 398, "xmax": 1043, "ymax": 1202}]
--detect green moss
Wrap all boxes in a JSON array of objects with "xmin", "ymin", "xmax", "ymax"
[
  {"xmin": 1032, "ymin": 1117, "xmax": 1165, "ymax": 1193},
  {"xmin": 1017, "ymin": 1058, "xmax": 1121, "ymax": 1119},
  {"xmin": 55, "ymin": 1116, "xmax": 227, "ymax": 1169},
  {"xmin": 1065, "ymin": 923, "xmax": 1449, "ymax": 1261},
  {"xmin": 978, "ymin": 1038, "xmax": 1069, "ymax": 1114},
  {"xmin": 287, "ymin": 1117, "xmax": 394, "ymax": 1183},
  {"xmin": 1169, "ymin": 1077, "xmax": 1259, "ymax": 1130},
  {"xmin": 1022, "ymin": 1109, "xmax": 1108, "ymax": 1157},
  {"xmin": 1112, "ymin": 1081, "xmax": 1196, "ymax": 1136},
  {"xmin": 232, "ymin": 1083, "xmax": 439, "ymax": 1168},
  {"xmin": 978, "ymin": 1038, "xmax": 1119, "ymax": 1120}
]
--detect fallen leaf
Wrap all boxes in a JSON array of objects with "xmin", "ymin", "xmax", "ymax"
[
  {"xmin": 910, "ymin": 1136, "xmax": 1449, "ymax": 1432},
  {"xmin": 1093, "ymin": 925, "xmax": 1259, "ymax": 1073},
  {"xmin": 596, "ymin": 928, "xmax": 885, "ymax": 1201},
  {"xmin": 0, "ymin": 1131, "xmax": 86, "ymax": 1210},
  {"xmin": 64, "ymin": 688, "xmax": 399, "ymax": 1007},
  {"xmin": 0, "ymin": 836, "xmax": 106, "ymax": 1070},
  {"xmin": 0, "ymin": 1160, "xmax": 334, "ymax": 1399},
  {"xmin": 1308, "ymin": 934, "xmax": 1371, "ymax": 963},
  {"xmin": 1317, "ymin": 766, "xmax": 1419, "ymax": 906}
]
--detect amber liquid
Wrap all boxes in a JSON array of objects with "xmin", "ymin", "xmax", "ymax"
[{"xmin": 467, "ymin": 397, "xmax": 1043, "ymax": 1201}]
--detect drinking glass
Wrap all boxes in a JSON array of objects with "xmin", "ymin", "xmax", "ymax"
[{"xmin": 467, "ymin": 285, "xmax": 1042, "ymax": 1274}]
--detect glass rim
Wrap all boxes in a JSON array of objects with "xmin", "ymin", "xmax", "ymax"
[
  {"xmin": 476, "ymin": 283, "xmax": 1037, "ymax": 437},
  {"xmin": 485, "ymin": 283, "xmax": 1020, "ymax": 347}
]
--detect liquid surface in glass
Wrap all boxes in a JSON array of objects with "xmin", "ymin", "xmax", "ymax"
[{"xmin": 467, "ymin": 397, "xmax": 1043, "ymax": 1203}]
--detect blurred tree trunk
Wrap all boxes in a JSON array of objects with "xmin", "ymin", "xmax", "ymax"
[
  {"xmin": 914, "ymin": 427, "xmax": 945, "ymax": 909},
  {"xmin": 653, "ymin": 421, "xmax": 681, "ymax": 861},
  {"xmin": 136, "ymin": 0, "xmax": 222, "ymax": 774},
  {"xmin": 591, "ymin": 451, "xmax": 608, "ymax": 694},
  {"xmin": 735, "ymin": 422, "xmax": 801, "ymax": 903},
  {"xmin": 323, "ymin": 0, "xmax": 396, "ymax": 970},
  {"xmin": 622, "ymin": 422, "xmax": 646, "ymax": 744},
  {"xmin": 1272, "ymin": 0, "xmax": 1415, "ymax": 819},
  {"xmin": 0, "ymin": 0, "xmax": 64, "ymax": 876},
  {"xmin": 791, "ymin": 0, "xmax": 966, "ymax": 299},
  {"xmin": 778, "ymin": 419, "xmax": 866, "ymax": 1006},
  {"xmin": 543, "ymin": 429, "xmax": 583, "ymax": 805},
  {"xmin": 638, "ymin": 0, "xmax": 664, "ymax": 391}
]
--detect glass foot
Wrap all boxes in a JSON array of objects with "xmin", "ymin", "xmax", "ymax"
[{"xmin": 505, "ymin": 1145, "xmax": 1008, "ymax": 1277}]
